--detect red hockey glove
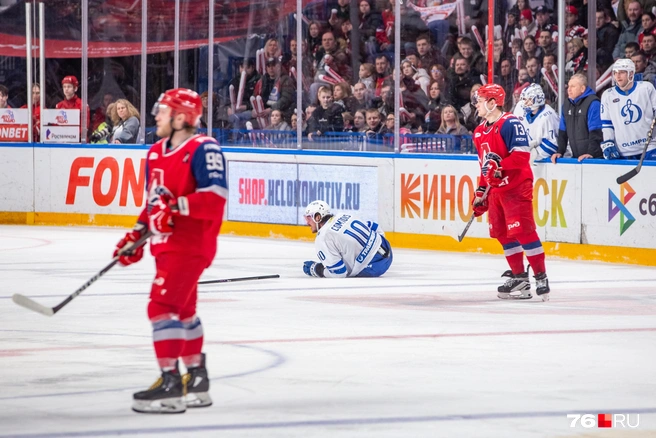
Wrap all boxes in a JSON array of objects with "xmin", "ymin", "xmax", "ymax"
[
  {"xmin": 472, "ymin": 186, "xmax": 488, "ymax": 217},
  {"xmin": 149, "ymin": 194, "xmax": 178, "ymax": 234},
  {"xmin": 113, "ymin": 227, "xmax": 146, "ymax": 266},
  {"xmin": 482, "ymin": 152, "xmax": 503, "ymax": 187}
]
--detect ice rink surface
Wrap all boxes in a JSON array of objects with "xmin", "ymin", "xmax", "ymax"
[{"xmin": 0, "ymin": 225, "xmax": 655, "ymax": 438}]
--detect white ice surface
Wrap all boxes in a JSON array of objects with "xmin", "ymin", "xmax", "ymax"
[{"xmin": 0, "ymin": 225, "xmax": 655, "ymax": 438}]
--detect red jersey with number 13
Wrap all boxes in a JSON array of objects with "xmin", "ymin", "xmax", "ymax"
[{"xmin": 473, "ymin": 112, "xmax": 533, "ymax": 192}]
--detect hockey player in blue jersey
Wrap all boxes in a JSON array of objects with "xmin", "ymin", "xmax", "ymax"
[
  {"xmin": 302, "ymin": 200, "xmax": 393, "ymax": 278},
  {"xmin": 518, "ymin": 83, "xmax": 562, "ymax": 161},
  {"xmin": 600, "ymin": 58, "xmax": 656, "ymax": 160}
]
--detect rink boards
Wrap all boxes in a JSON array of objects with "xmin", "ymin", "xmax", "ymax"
[{"xmin": 0, "ymin": 143, "xmax": 655, "ymax": 265}]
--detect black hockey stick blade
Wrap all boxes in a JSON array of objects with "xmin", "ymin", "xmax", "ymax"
[
  {"xmin": 617, "ymin": 116, "xmax": 656, "ymax": 184},
  {"xmin": 616, "ymin": 167, "xmax": 639, "ymax": 184},
  {"xmin": 198, "ymin": 274, "xmax": 280, "ymax": 285},
  {"xmin": 442, "ymin": 214, "xmax": 475, "ymax": 243},
  {"xmin": 12, "ymin": 231, "xmax": 152, "ymax": 317},
  {"xmin": 442, "ymin": 186, "xmax": 490, "ymax": 242}
]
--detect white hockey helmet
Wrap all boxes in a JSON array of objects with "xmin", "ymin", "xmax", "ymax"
[
  {"xmin": 519, "ymin": 83, "xmax": 546, "ymax": 115},
  {"xmin": 304, "ymin": 200, "xmax": 332, "ymax": 223},
  {"xmin": 612, "ymin": 58, "xmax": 635, "ymax": 87}
]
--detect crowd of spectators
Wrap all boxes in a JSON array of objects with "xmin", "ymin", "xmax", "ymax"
[
  {"xmin": 194, "ymin": 0, "xmax": 656, "ymax": 147},
  {"xmin": 3, "ymin": 0, "xmax": 656, "ymax": 151}
]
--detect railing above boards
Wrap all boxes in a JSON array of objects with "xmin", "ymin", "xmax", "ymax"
[{"xmin": 187, "ymin": 129, "xmax": 476, "ymax": 154}]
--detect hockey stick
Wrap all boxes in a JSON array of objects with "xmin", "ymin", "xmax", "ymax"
[
  {"xmin": 12, "ymin": 231, "xmax": 153, "ymax": 317},
  {"xmin": 442, "ymin": 186, "xmax": 490, "ymax": 242},
  {"xmin": 198, "ymin": 274, "xmax": 280, "ymax": 285},
  {"xmin": 616, "ymin": 116, "xmax": 656, "ymax": 184}
]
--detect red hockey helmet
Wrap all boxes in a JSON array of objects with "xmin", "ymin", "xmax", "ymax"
[
  {"xmin": 476, "ymin": 84, "xmax": 505, "ymax": 106},
  {"xmin": 153, "ymin": 88, "xmax": 203, "ymax": 127},
  {"xmin": 61, "ymin": 75, "xmax": 79, "ymax": 88}
]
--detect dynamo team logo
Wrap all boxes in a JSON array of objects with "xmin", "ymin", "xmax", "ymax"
[
  {"xmin": 620, "ymin": 99, "xmax": 642, "ymax": 125},
  {"xmin": 608, "ymin": 182, "xmax": 636, "ymax": 235}
]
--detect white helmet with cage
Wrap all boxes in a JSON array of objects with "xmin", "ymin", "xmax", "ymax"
[
  {"xmin": 611, "ymin": 58, "xmax": 635, "ymax": 87},
  {"xmin": 304, "ymin": 200, "xmax": 332, "ymax": 223},
  {"xmin": 519, "ymin": 83, "xmax": 546, "ymax": 115}
]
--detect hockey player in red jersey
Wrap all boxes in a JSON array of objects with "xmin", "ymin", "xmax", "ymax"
[
  {"xmin": 472, "ymin": 83, "xmax": 550, "ymax": 301},
  {"xmin": 113, "ymin": 88, "xmax": 228, "ymax": 413},
  {"xmin": 55, "ymin": 76, "xmax": 90, "ymax": 138}
]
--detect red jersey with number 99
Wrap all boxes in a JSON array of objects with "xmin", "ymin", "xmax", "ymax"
[
  {"xmin": 142, "ymin": 134, "xmax": 228, "ymax": 263},
  {"xmin": 473, "ymin": 113, "xmax": 533, "ymax": 192}
]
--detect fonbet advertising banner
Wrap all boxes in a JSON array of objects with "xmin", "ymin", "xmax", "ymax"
[
  {"xmin": 395, "ymin": 158, "xmax": 580, "ymax": 242},
  {"xmin": 228, "ymin": 161, "xmax": 378, "ymax": 225},
  {"xmin": 35, "ymin": 148, "xmax": 145, "ymax": 215},
  {"xmin": 581, "ymin": 164, "xmax": 656, "ymax": 249},
  {"xmin": 0, "ymin": 108, "xmax": 29, "ymax": 142}
]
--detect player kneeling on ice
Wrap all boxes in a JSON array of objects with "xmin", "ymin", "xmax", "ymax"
[
  {"xmin": 472, "ymin": 84, "xmax": 550, "ymax": 301},
  {"xmin": 114, "ymin": 88, "xmax": 228, "ymax": 413},
  {"xmin": 302, "ymin": 200, "xmax": 393, "ymax": 278}
]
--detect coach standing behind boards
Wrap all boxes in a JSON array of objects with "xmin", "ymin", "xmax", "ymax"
[{"xmin": 551, "ymin": 73, "xmax": 603, "ymax": 163}]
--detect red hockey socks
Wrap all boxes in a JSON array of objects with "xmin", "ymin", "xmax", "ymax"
[
  {"xmin": 180, "ymin": 316, "xmax": 204, "ymax": 369},
  {"xmin": 498, "ymin": 238, "xmax": 526, "ymax": 275},
  {"xmin": 515, "ymin": 230, "xmax": 546, "ymax": 274},
  {"xmin": 148, "ymin": 301, "xmax": 185, "ymax": 371}
]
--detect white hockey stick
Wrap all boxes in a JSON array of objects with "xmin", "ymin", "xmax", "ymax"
[
  {"xmin": 12, "ymin": 231, "xmax": 152, "ymax": 317},
  {"xmin": 442, "ymin": 186, "xmax": 490, "ymax": 242}
]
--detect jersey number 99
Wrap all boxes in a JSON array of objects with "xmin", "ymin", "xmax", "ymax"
[{"xmin": 205, "ymin": 152, "xmax": 224, "ymax": 171}]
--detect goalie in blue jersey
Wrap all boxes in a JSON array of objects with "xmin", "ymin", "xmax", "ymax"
[{"xmin": 302, "ymin": 200, "xmax": 393, "ymax": 278}]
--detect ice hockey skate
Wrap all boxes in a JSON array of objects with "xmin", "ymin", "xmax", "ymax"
[
  {"xmin": 132, "ymin": 368, "xmax": 186, "ymax": 414},
  {"xmin": 183, "ymin": 353, "xmax": 212, "ymax": 408},
  {"xmin": 497, "ymin": 271, "xmax": 532, "ymax": 299},
  {"xmin": 534, "ymin": 272, "xmax": 550, "ymax": 301}
]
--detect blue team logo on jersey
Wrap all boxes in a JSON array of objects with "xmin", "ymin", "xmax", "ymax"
[{"xmin": 620, "ymin": 99, "xmax": 643, "ymax": 125}]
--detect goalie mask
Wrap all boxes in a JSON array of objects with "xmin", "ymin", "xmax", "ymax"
[
  {"xmin": 304, "ymin": 200, "xmax": 332, "ymax": 224},
  {"xmin": 519, "ymin": 83, "xmax": 545, "ymax": 115},
  {"xmin": 611, "ymin": 58, "xmax": 635, "ymax": 88}
]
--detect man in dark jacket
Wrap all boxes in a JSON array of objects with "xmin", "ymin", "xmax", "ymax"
[
  {"xmin": 308, "ymin": 86, "xmax": 344, "ymax": 140},
  {"xmin": 447, "ymin": 56, "xmax": 480, "ymax": 111},
  {"xmin": 596, "ymin": 9, "xmax": 620, "ymax": 62},
  {"xmin": 252, "ymin": 57, "xmax": 296, "ymax": 124},
  {"xmin": 552, "ymin": 73, "xmax": 603, "ymax": 163}
]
